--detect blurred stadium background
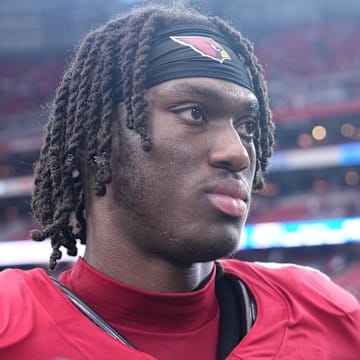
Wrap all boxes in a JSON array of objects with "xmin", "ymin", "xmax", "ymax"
[{"xmin": 0, "ymin": 0, "xmax": 359, "ymax": 299}]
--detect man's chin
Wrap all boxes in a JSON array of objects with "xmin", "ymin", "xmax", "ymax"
[{"xmin": 168, "ymin": 237, "xmax": 241, "ymax": 266}]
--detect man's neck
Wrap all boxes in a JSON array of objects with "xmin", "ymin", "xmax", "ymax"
[{"xmin": 83, "ymin": 245, "xmax": 214, "ymax": 293}]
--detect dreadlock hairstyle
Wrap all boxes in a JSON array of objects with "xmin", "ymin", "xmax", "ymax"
[{"xmin": 31, "ymin": 3, "xmax": 275, "ymax": 270}]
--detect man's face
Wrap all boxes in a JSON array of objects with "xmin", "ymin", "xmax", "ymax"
[{"xmin": 111, "ymin": 77, "xmax": 258, "ymax": 266}]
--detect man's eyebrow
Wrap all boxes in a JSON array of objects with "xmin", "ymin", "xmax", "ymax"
[
  {"xmin": 166, "ymin": 83, "xmax": 260, "ymax": 114},
  {"xmin": 247, "ymin": 99, "xmax": 260, "ymax": 115}
]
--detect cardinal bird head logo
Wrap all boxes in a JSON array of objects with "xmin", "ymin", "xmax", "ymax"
[{"xmin": 170, "ymin": 36, "xmax": 231, "ymax": 63}]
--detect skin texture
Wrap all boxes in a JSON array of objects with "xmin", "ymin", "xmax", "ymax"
[{"xmin": 84, "ymin": 77, "xmax": 259, "ymax": 293}]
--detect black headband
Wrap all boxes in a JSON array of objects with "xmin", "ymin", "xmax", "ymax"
[{"xmin": 113, "ymin": 25, "xmax": 254, "ymax": 103}]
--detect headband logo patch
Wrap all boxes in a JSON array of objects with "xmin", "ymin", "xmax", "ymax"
[{"xmin": 170, "ymin": 36, "xmax": 231, "ymax": 63}]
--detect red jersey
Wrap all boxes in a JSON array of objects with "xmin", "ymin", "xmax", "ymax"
[{"xmin": 0, "ymin": 259, "xmax": 359, "ymax": 359}]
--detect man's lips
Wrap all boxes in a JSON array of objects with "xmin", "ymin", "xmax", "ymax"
[{"xmin": 206, "ymin": 179, "xmax": 249, "ymax": 218}]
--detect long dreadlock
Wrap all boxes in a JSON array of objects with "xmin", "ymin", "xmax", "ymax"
[{"xmin": 31, "ymin": 4, "xmax": 275, "ymax": 270}]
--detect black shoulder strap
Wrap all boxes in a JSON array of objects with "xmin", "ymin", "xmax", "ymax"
[
  {"xmin": 50, "ymin": 277, "xmax": 135, "ymax": 349},
  {"xmin": 215, "ymin": 273, "xmax": 257, "ymax": 360}
]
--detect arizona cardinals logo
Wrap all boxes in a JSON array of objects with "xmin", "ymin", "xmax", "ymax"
[{"xmin": 170, "ymin": 36, "xmax": 231, "ymax": 63}]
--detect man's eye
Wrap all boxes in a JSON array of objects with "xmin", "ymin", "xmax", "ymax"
[
  {"xmin": 237, "ymin": 120, "xmax": 256, "ymax": 138},
  {"xmin": 190, "ymin": 107, "xmax": 203, "ymax": 120},
  {"xmin": 175, "ymin": 106, "xmax": 205, "ymax": 122}
]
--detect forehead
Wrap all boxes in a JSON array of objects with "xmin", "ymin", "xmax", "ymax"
[{"xmin": 148, "ymin": 77, "xmax": 259, "ymax": 112}]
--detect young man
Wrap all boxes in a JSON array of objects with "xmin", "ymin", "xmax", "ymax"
[{"xmin": 1, "ymin": 4, "xmax": 359, "ymax": 359}]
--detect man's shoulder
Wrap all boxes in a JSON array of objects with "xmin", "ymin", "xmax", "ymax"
[
  {"xmin": 0, "ymin": 267, "xmax": 43, "ymax": 280},
  {"xmin": 0, "ymin": 267, "xmax": 51, "ymax": 311},
  {"xmin": 219, "ymin": 257, "xmax": 329, "ymax": 280},
  {"xmin": 219, "ymin": 258, "xmax": 360, "ymax": 315},
  {"xmin": 0, "ymin": 267, "xmax": 54, "ymax": 347},
  {"xmin": 220, "ymin": 259, "xmax": 360, "ymax": 357}
]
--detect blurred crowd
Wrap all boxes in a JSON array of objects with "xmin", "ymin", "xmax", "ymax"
[{"xmin": 253, "ymin": 21, "xmax": 360, "ymax": 110}]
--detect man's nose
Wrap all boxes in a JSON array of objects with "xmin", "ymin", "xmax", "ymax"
[{"xmin": 208, "ymin": 124, "xmax": 251, "ymax": 173}]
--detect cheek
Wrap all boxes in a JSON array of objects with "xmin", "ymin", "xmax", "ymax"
[{"xmin": 149, "ymin": 138, "xmax": 202, "ymax": 177}]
